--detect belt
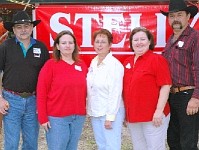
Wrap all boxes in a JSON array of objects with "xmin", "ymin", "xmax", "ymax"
[
  {"xmin": 170, "ymin": 86, "xmax": 195, "ymax": 94},
  {"xmin": 4, "ymin": 88, "xmax": 35, "ymax": 98}
]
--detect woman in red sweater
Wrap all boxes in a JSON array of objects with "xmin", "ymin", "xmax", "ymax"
[
  {"xmin": 37, "ymin": 30, "xmax": 87, "ymax": 150},
  {"xmin": 123, "ymin": 27, "xmax": 172, "ymax": 150}
]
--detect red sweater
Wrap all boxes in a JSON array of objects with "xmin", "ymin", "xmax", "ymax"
[{"xmin": 37, "ymin": 59, "xmax": 87, "ymax": 124}]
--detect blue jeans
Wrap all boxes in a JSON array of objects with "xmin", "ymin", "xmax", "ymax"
[
  {"xmin": 46, "ymin": 115, "xmax": 86, "ymax": 150},
  {"xmin": 2, "ymin": 90, "xmax": 39, "ymax": 150},
  {"xmin": 91, "ymin": 107, "xmax": 125, "ymax": 150}
]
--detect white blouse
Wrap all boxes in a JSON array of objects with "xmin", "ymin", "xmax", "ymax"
[{"xmin": 87, "ymin": 52, "xmax": 124, "ymax": 121}]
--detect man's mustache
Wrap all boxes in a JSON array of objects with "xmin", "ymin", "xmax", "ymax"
[
  {"xmin": 20, "ymin": 32, "xmax": 29, "ymax": 36},
  {"xmin": 172, "ymin": 21, "xmax": 182, "ymax": 25},
  {"xmin": 172, "ymin": 21, "xmax": 183, "ymax": 29}
]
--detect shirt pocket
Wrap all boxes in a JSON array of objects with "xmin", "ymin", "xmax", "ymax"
[{"xmin": 173, "ymin": 47, "xmax": 193, "ymax": 67}]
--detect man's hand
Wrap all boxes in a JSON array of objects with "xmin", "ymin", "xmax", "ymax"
[
  {"xmin": 186, "ymin": 98, "xmax": 199, "ymax": 115},
  {"xmin": 0, "ymin": 97, "xmax": 9, "ymax": 115}
]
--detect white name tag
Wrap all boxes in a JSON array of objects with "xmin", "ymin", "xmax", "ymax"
[
  {"xmin": 75, "ymin": 65, "xmax": 82, "ymax": 71},
  {"xmin": 126, "ymin": 63, "xmax": 131, "ymax": 69},
  {"xmin": 33, "ymin": 48, "xmax": 41, "ymax": 54}
]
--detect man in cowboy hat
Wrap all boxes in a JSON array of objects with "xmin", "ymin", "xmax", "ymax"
[
  {"xmin": 161, "ymin": 0, "xmax": 199, "ymax": 149},
  {"xmin": 0, "ymin": 11, "xmax": 49, "ymax": 150}
]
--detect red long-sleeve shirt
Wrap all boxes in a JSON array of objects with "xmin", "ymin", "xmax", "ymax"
[{"xmin": 37, "ymin": 59, "xmax": 87, "ymax": 124}]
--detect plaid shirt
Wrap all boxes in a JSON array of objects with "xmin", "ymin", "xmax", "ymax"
[{"xmin": 162, "ymin": 26, "xmax": 199, "ymax": 99}]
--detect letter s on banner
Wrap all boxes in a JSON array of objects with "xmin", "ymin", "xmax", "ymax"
[{"xmin": 50, "ymin": 13, "xmax": 73, "ymax": 47}]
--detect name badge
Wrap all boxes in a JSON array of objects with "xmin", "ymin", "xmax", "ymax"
[
  {"xmin": 33, "ymin": 48, "xmax": 41, "ymax": 54},
  {"xmin": 33, "ymin": 48, "xmax": 41, "ymax": 58},
  {"xmin": 75, "ymin": 65, "xmax": 82, "ymax": 71},
  {"xmin": 177, "ymin": 41, "xmax": 184, "ymax": 48},
  {"xmin": 126, "ymin": 63, "xmax": 131, "ymax": 69}
]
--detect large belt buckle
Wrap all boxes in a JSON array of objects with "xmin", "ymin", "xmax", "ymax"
[{"xmin": 19, "ymin": 92, "xmax": 31, "ymax": 98}]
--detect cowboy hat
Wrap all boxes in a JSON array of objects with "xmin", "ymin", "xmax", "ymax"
[
  {"xmin": 160, "ymin": 0, "xmax": 198, "ymax": 18},
  {"xmin": 3, "ymin": 11, "xmax": 41, "ymax": 32}
]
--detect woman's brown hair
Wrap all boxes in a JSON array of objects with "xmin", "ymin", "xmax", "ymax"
[{"xmin": 53, "ymin": 30, "xmax": 80, "ymax": 61}]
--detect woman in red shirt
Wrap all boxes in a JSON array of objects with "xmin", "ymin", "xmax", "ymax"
[
  {"xmin": 123, "ymin": 27, "xmax": 172, "ymax": 150},
  {"xmin": 37, "ymin": 30, "xmax": 87, "ymax": 150}
]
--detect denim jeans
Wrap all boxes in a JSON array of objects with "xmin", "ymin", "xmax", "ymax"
[
  {"xmin": 2, "ymin": 90, "xmax": 39, "ymax": 150},
  {"xmin": 91, "ymin": 107, "xmax": 125, "ymax": 150},
  {"xmin": 167, "ymin": 89, "xmax": 199, "ymax": 150},
  {"xmin": 46, "ymin": 115, "xmax": 86, "ymax": 150}
]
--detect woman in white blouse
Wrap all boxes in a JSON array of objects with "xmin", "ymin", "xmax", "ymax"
[{"xmin": 87, "ymin": 29, "xmax": 125, "ymax": 150}]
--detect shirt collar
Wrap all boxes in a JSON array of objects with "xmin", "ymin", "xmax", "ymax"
[
  {"xmin": 93, "ymin": 52, "xmax": 112, "ymax": 66},
  {"xmin": 133, "ymin": 50, "xmax": 152, "ymax": 60},
  {"xmin": 170, "ymin": 25, "xmax": 191, "ymax": 39},
  {"xmin": 95, "ymin": 52, "xmax": 112, "ymax": 64},
  {"xmin": 100, "ymin": 52, "xmax": 112, "ymax": 65},
  {"xmin": 181, "ymin": 25, "xmax": 192, "ymax": 36}
]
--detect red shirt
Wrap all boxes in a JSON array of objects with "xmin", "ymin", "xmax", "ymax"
[
  {"xmin": 37, "ymin": 59, "xmax": 87, "ymax": 124},
  {"xmin": 123, "ymin": 50, "xmax": 172, "ymax": 123}
]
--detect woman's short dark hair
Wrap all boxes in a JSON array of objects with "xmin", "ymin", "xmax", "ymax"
[
  {"xmin": 129, "ymin": 27, "xmax": 155, "ymax": 51},
  {"xmin": 53, "ymin": 30, "xmax": 80, "ymax": 61},
  {"xmin": 93, "ymin": 29, "xmax": 113, "ymax": 44}
]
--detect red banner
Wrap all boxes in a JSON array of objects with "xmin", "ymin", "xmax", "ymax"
[{"xmin": 34, "ymin": 5, "xmax": 199, "ymax": 64}]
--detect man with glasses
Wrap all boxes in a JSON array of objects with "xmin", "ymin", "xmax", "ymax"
[{"xmin": 0, "ymin": 11, "xmax": 49, "ymax": 150}]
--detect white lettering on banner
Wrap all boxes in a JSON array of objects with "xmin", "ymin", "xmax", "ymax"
[
  {"xmin": 50, "ymin": 12, "xmax": 73, "ymax": 47},
  {"xmin": 49, "ymin": 12, "xmax": 169, "ymax": 48},
  {"xmin": 47, "ymin": 12, "xmax": 199, "ymax": 49},
  {"xmin": 102, "ymin": 14, "xmax": 125, "ymax": 48},
  {"xmin": 129, "ymin": 14, "xmax": 141, "ymax": 30},
  {"xmin": 74, "ymin": 14, "xmax": 100, "ymax": 47},
  {"xmin": 35, "ymin": 5, "xmax": 199, "ymax": 65},
  {"xmin": 156, "ymin": 13, "xmax": 166, "ymax": 47}
]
